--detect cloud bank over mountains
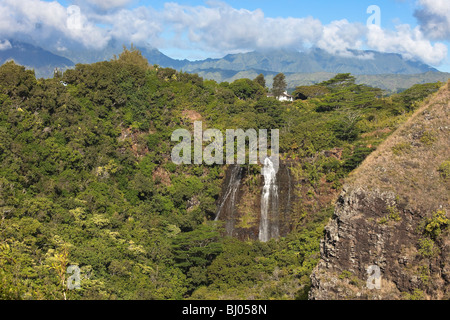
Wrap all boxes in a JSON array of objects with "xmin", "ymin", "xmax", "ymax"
[{"xmin": 0, "ymin": 0, "xmax": 448, "ymax": 66}]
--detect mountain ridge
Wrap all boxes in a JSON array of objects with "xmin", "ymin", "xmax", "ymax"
[
  {"xmin": 0, "ymin": 40, "xmax": 75, "ymax": 78},
  {"xmin": 178, "ymin": 48, "xmax": 438, "ymax": 75},
  {"xmin": 1, "ymin": 40, "xmax": 448, "ymax": 92}
]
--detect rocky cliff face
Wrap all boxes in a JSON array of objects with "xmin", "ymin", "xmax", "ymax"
[
  {"xmin": 215, "ymin": 160, "xmax": 295, "ymax": 241},
  {"xmin": 310, "ymin": 81, "xmax": 450, "ymax": 300}
]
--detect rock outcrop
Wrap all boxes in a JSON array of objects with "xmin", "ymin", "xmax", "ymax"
[
  {"xmin": 310, "ymin": 80, "xmax": 450, "ymax": 300},
  {"xmin": 215, "ymin": 160, "xmax": 295, "ymax": 241}
]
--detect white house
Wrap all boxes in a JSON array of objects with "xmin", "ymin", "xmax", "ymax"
[
  {"xmin": 278, "ymin": 91, "xmax": 294, "ymax": 102},
  {"xmin": 267, "ymin": 91, "xmax": 294, "ymax": 102}
]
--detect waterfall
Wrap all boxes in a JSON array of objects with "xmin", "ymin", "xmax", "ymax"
[
  {"xmin": 215, "ymin": 165, "xmax": 242, "ymax": 223},
  {"xmin": 215, "ymin": 160, "xmax": 291, "ymax": 241},
  {"xmin": 286, "ymin": 165, "xmax": 292, "ymax": 213},
  {"xmin": 259, "ymin": 157, "xmax": 279, "ymax": 242}
]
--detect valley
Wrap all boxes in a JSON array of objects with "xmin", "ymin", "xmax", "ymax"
[{"xmin": 1, "ymin": 47, "xmax": 448, "ymax": 300}]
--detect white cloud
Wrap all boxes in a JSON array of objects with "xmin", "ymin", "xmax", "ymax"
[
  {"xmin": 2, "ymin": 0, "xmax": 67, "ymax": 32},
  {"xmin": 366, "ymin": 24, "xmax": 447, "ymax": 65},
  {"xmin": 163, "ymin": 2, "xmax": 323, "ymax": 52},
  {"xmin": 0, "ymin": 0, "xmax": 162, "ymax": 51},
  {"xmin": 161, "ymin": 3, "xmax": 446, "ymax": 64},
  {"xmin": 415, "ymin": 0, "xmax": 450, "ymax": 40},
  {"xmin": 316, "ymin": 20, "xmax": 368, "ymax": 58},
  {"xmin": 0, "ymin": 40, "xmax": 12, "ymax": 51},
  {"xmin": 0, "ymin": 0, "xmax": 447, "ymax": 66},
  {"xmin": 65, "ymin": 8, "xmax": 112, "ymax": 49},
  {"xmin": 0, "ymin": 0, "xmax": 110, "ymax": 50},
  {"xmin": 94, "ymin": 6, "xmax": 162, "ymax": 47}
]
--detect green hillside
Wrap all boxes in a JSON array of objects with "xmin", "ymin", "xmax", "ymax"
[
  {"xmin": 0, "ymin": 48, "xmax": 444, "ymax": 300},
  {"xmin": 310, "ymin": 80, "xmax": 450, "ymax": 300}
]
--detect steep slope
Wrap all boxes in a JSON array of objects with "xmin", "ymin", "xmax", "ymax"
[
  {"xmin": 309, "ymin": 81, "xmax": 450, "ymax": 300},
  {"xmin": 215, "ymin": 161, "xmax": 295, "ymax": 242}
]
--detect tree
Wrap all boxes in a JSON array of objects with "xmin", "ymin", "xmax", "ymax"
[
  {"xmin": 230, "ymin": 78, "xmax": 265, "ymax": 100},
  {"xmin": 272, "ymin": 73, "xmax": 287, "ymax": 98},
  {"xmin": 292, "ymin": 85, "xmax": 329, "ymax": 100},
  {"xmin": 254, "ymin": 74, "xmax": 266, "ymax": 88},
  {"xmin": 50, "ymin": 246, "xmax": 70, "ymax": 300},
  {"xmin": 113, "ymin": 44, "xmax": 150, "ymax": 70},
  {"xmin": 343, "ymin": 146, "xmax": 373, "ymax": 171},
  {"xmin": 391, "ymin": 82, "xmax": 441, "ymax": 111},
  {"xmin": 0, "ymin": 61, "xmax": 36, "ymax": 98},
  {"xmin": 172, "ymin": 223, "xmax": 223, "ymax": 292},
  {"xmin": 172, "ymin": 223, "xmax": 222, "ymax": 271},
  {"xmin": 53, "ymin": 68, "xmax": 63, "ymax": 79},
  {"xmin": 320, "ymin": 73, "xmax": 355, "ymax": 91}
]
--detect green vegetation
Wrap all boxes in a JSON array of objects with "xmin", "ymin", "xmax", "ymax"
[
  {"xmin": 417, "ymin": 210, "xmax": 449, "ymax": 259},
  {"xmin": 292, "ymin": 85, "xmax": 329, "ymax": 100},
  {"xmin": 390, "ymin": 82, "xmax": 443, "ymax": 111},
  {"xmin": 253, "ymin": 74, "xmax": 266, "ymax": 88},
  {"xmin": 403, "ymin": 289, "xmax": 426, "ymax": 300},
  {"xmin": 419, "ymin": 131, "xmax": 437, "ymax": 146},
  {"xmin": 378, "ymin": 205, "xmax": 402, "ymax": 224},
  {"xmin": 438, "ymin": 160, "xmax": 450, "ymax": 180},
  {"xmin": 418, "ymin": 238, "xmax": 437, "ymax": 258},
  {"xmin": 338, "ymin": 270, "xmax": 361, "ymax": 287},
  {"xmin": 392, "ymin": 142, "xmax": 412, "ymax": 155},
  {"xmin": 0, "ymin": 48, "xmax": 443, "ymax": 300},
  {"xmin": 272, "ymin": 73, "xmax": 287, "ymax": 98},
  {"xmin": 422, "ymin": 210, "xmax": 449, "ymax": 240},
  {"xmin": 338, "ymin": 270, "xmax": 353, "ymax": 280}
]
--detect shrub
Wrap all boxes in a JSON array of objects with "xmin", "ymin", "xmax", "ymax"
[
  {"xmin": 387, "ymin": 205, "xmax": 402, "ymax": 222},
  {"xmin": 339, "ymin": 270, "xmax": 353, "ymax": 280},
  {"xmin": 378, "ymin": 205, "xmax": 402, "ymax": 224},
  {"xmin": 343, "ymin": 146, "xmax": 373, "ymax": 171},
  {"xmin": 392, "ymin": 82, "xmax": 441, "ymax": 111},
  {"xmin": 403, "ymin": 289, "xmax": 425, "ymax": 300},
  {"xmin": 419, "ymin": 131, "xmax": 437, "ymax": 146},
  {"xmin": 418, "ymin": 238, "xmax": 436, "ymax": 257},
  {"xmin": 229, "ymin": 78, "xmax": 265, "ymax": 100},
  {"xmin": 422, "ymin": 210, "xmax": 449, "ymax": 239},
  {"xmin": 438, "ymin": 160, "xmax": 450, "ymax": 180},
  {"xmin": 392, "ymin": 142, "xmax": 411, "ymax": 156}
]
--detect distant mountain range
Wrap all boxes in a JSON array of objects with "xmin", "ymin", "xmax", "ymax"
[
  {"xmin": 0, "ymin": 40, "xmax": 75, "ymax": 78},
  {"xmin": 194, "ymin": 69, "xmax": 450, "ymax": 92},
  {"xmin": 1, "ymin": 40, "xmax": 449, "ymax": 92},
  {"xmin": 176, "ymin": 48, "xmax": 439, "ymax": 75}
]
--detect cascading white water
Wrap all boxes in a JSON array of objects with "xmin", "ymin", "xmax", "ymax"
[
  {"xmin": 259, "ymin": 157, "xmax": 278, "ymax": 242},
  {"xmin": 215, "ymin": 165, "xmax": 242, "ymax": 222}
]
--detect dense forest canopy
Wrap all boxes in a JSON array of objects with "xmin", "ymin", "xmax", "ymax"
[{"xmin": 0, "ymin": 48, "xmax": 443, "ymax": 300}]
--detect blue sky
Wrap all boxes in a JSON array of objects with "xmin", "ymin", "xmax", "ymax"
[
  {"xmin": 147, "ymin": 0, "xmax": 417, "ymax": 26},
  {"xmin": 2, "ymin": 0, "xmax": 450, "ymax": 71}
]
